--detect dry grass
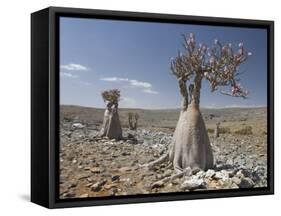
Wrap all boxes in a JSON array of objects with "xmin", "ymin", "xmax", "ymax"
[{"xmin": 234, "ymin": 126, "xmax": 253, "ymax": 135}]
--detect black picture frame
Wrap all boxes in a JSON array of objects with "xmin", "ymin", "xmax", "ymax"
[{"xmin": 31, "ymin": 6, "xmax": 274, "ymax": 209}]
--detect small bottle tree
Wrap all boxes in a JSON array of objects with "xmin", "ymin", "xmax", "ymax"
[
  {"xmin": 128, "ymin": 112, "xmax": 139, "ymax": 130},
  {"xmin": 100, "ymin": 89, "xmax": 122, "ymax": 140},
  {"xmin": 134, "ymin": 113, "xmax": 139, "ymax": 130},
  {"xmin": 214, "ymin": 122, "xmax": 220, "ymax": 138},
  {"xmin": 128, "ymin": 112, "xmax": 134, "ymax": 130}
]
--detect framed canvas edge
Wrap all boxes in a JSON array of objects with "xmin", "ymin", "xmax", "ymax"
[
  {"xmin": 41, "ymin": 6, "xmax": 274, "ymax": 209},
  {"xmin": 31, "ymin": 8, "xmax": 51, "ymax": 208}
]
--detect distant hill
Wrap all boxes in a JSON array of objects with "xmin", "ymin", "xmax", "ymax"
[{"xmin": 60, "ymin": 105, "xmax": 267, "ymax": 134}]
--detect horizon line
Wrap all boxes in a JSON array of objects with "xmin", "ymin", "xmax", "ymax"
[{"xmin": 60, "ymin": 103, "xmax": 267, "ymax": 110}]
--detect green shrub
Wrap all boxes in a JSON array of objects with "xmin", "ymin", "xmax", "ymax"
[
  {"xmin": 63, "ymin": 116, "xmax": 72, "ymax": 122},
  {"xmin": 234, "ymin": 126, "xmax": 253, "ymax": 135},
  {"xmin": 239, "ymin": 118, "xmax": 248, "ymax": 122},
  {"xmin": 207, "ymin": 128, "xmax": 214, "ymax": 133},
  {"xmin": 219, "ymin": 127, "xmax": 231, "ymax": 134}
]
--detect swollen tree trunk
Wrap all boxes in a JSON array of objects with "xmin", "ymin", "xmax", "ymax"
[
  {"xmin": 128, "ymin": 113, "xmax": 138, "ymax": 130},
  {"xmin": 170, "ymin": 104, "xmax": 214, "ymax": 171},
  {"xmin": 100, "ymin": 104, "xmax": 122, "ymax": 140},
  {"xmin": 169, "ymin": 78, "xmax": 214, "ymax": 171}
]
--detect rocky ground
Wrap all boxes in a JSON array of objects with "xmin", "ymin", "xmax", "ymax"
[{"xmin": 59, "ymin": 119, "xmax": 267, "ymax": 199}]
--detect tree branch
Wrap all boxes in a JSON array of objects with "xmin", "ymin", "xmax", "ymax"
[
  {"xmin": 220, "ymin": 90, "xmax": 248, "ymax": 99},
  {"xmin": 178, "ymin": 80, "xmax": 189, "ymax": 110},
  {"xmin": 170, "ymin": 33, "xmax": 251, "ymax": 106}
]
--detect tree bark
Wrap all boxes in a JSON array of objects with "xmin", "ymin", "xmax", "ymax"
[
  {"xmin": 100, "ymin": 103, "xmax": 122, "ymax": 140},
  {"xmin": 170, "ymin": 104, "xmax": 214, "ymax": 171},
  {"xmin": 178, "ymin": 80, "xmax": 189, "ymax": 111},
  {"xmin": 170, "ymin": 75, "xmax": 214, "ymax": 171},
  {"xmin": 128, "ymin": 114, "xmax": 138, "ymax": 130},
  {"xmin": 141, "ymin": 74, "xmax": 214, "ymax": 171},
  {"xmin": 128, "ymin": 117, "xmax": 134, "ymax": 130}
]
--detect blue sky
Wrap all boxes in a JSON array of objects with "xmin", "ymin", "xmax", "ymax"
[{"xmin": 60, "ymin": 17, "xmax": 267, "ymax": 109}]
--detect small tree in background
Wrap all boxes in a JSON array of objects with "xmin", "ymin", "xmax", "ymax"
[
  {"xmin": 100, "ymin": 89, "xmax": 122, "ymax": 140},
  {"xmin": 143, "ymin": 33, "xmax": 250, "ymax": 172},
  {"xmin": 128, "ymin": 112, "xmax": 139, "ymax": 130},
  {"xmin": 214, "ymin": 122, "xmax": 220, "ymax": 138}
]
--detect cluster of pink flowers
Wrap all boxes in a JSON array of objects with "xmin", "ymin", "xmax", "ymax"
[
  {"xmin": 231, "ymin": 83, "xmax": 249, "ymax": 97},
  {"xmin": 171, "ymin": 33, "xmax": 251, "ymax": 99},
  {"xmin": 187, "ymin": 33, "xmax": 195, "ymax": 45},
  {"xmin": 231, "ymin": 85, "xmax": 239, "ymax": 95}
]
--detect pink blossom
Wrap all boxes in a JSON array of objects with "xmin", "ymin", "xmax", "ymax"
[
  {"xmin": 231, "ymin": 85, "xmax": 239, "ymax": 95},
  {"xmin": 202, "ymin": 45, "xmax": 207, "ymax": 51},
  {"xmin": 209, "ymin": 57, "xmax": 215, "ymax": 64}
]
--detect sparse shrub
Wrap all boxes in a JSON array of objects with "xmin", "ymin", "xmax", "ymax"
[
  {"xmin": 219, "ymin": 127, "xmax": 231, "ymax": 134},
  {"xmin": 63, "ymin": 116, "xmax": 72, "ymax": 122},
  {"xmin": 239, "ymin": 118, "xmax": 248, "ymax": 122},
  {"xmin": 234, "ymin": 126, "xmax": 253, "ymax": 135},
  {"xmin": 207, "ymin": 128, "xmax": 214, "ymax": 133}
]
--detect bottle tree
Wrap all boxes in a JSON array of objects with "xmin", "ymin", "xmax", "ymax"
[
  {"xmin": 128, "ymin": 112, "xmax": 139, "ymax": 130},
  {"xmin": 100, "ymin": 89, "xmax": 123, "ymax": 140},
  {"xmin": 214, "ymin": 122, "xmax": 221, "ymax": 138},
  {"xmin": 143, "ymin": 33, "xmax": 251, "ymax": 172},
  {"xmin": 168, "ymin": 33, "xmax": 251, "ymax": 171}
]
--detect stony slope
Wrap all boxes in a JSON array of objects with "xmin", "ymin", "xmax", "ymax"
[{"xmin": 59, "ymin": 105, "xmax": 268, "ymax": 199}]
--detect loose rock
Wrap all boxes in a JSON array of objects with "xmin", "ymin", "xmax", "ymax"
[
  {"xmin": 181, "ymin": 178, "xmax": 206, "ymax": 190},
  {"xmin": 239, "ymin": 177, "xmax": 254, "ymax": 188}
]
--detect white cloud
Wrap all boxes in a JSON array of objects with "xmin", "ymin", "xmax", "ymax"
[
  {"xmin": 100, "ymin": 77, "xmax": 158, "ymax": 95},
  {"xmin": 80, "ymin": 81, "xmax": 92, "ymax": 86},
  {"xmin": 60, "ymin": 63, "xmax": 88, "ymax": 71},
  {"xmin": 100, "ymin": 77, "xmax": 129, "ymax": 82},
  {"xmin": 143, "ymin": 89, "xmax": 159, "ymax": 94},
  {"xmin": 129, "ymin": 80, "xmax": 152, "ymax": 88},
  {"xmin": 60, "ymin": 72, "xmax": 79, "ymax": 79},
  {"xmin": 100, "ymin": 77, "xmax": 118, "ymax": 81}
]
